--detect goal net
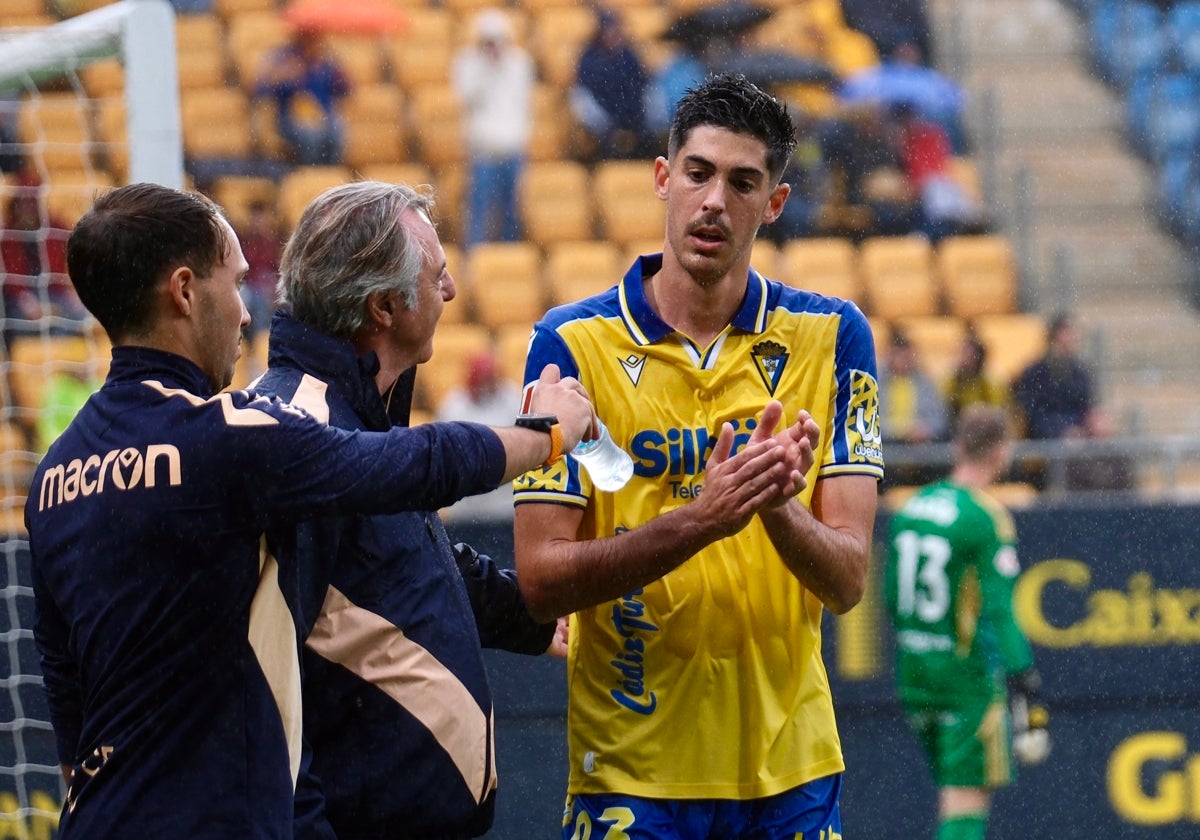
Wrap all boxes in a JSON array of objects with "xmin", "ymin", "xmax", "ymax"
[{"xmin": 0, "ymin": 2, "xmax": 180, "ymax": 834}]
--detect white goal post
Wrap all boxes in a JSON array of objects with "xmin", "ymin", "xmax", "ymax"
[{"xmin": 0, "ymin": 0, "xmax": 183, "ymax": 188}]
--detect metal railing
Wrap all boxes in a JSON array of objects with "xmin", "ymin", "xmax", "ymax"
[{"xmin": 883, "ymin": 434, "xmax": 1200, "ymax": 501}]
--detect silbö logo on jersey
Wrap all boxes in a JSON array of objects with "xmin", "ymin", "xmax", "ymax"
[
  {"xmin": 629, "ymin": 419, "xmax": 758, "ymax": 478},
  {"xmin": 38, "ymin": 444, "xmax": 182, "ymax": 511}
]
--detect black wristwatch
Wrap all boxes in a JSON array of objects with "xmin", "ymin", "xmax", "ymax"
[{"xmin": 515, "ymin": 413, "xmax": 563, "ymax": 468}]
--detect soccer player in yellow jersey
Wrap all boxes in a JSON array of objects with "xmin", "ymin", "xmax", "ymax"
[{"xmin": 513, "ymin": 73, "xmax": 885, "ymax": 839}]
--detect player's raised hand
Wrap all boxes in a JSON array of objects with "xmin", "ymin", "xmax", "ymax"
[
  {"xmin": 748, "ymin": 402, "xmax": 821, "ymax": 505},
  {"xmin": 696, "ymin": 423, "xmax": 796, "ymax": 537}
]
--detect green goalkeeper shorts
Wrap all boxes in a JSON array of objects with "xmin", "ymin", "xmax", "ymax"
[{"xmin": 903, "ymin": 696, "xmax": 1015, "ymax": 789}]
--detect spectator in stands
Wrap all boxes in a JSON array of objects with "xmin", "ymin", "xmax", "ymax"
[
  {"xmin": 840, "ymin": 0, "xmax": 933, "ymax": 64},
  {"xmin": 236, "ymin": 199, "xmax": 283, "ymax": 347},
  {"xmin": 943, "ymin": 327, "xmax": 1011, "ymax": 432},
  {"xmin": 571, "ymin": 8, "xmax": 655, "ymax": 161},
  {"xmin": 254, "ymin": 26, "xmax": 350, "ymax": 166},
  {"xmin": 435, "ymin": 347, "xmax": 524, "ymax": 523},
  {"xmin": 1012, "ymin": 313, "xmax": 1130, "ymax": 491},
  {"xmin": 0, "ymin": 177, "xmax": 90, "ymax": 350},
  {"xmin": 839, "ymin": 40, "xmax": 968, "ymax": 153},
  {"xmin": 1013, "ymin": 313, "xmax": 1110, "ymax": 441},
  {"xmin": 453, "ymin": 9, "xmax": 534, "ymax": 247},
  {"xmin": 881, "ymin": 327, "xmax": 950, "ymax": 446},
  {"xmin": 820, "ymin": 103, "xmax": 920, "ymax": 236},
  {"xmin": 645, "ymin": 40, "xmax": 706, "ymax": 142},
  {"xmin": 771, "ymin": 112, "xmax": 832, "ymax": 241},
  {"xmin": 892, "ymin": 102, "xmax": 985, "ymax": 241}
]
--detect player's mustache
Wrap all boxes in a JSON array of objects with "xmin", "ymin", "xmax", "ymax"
[{"xmin": 687, "ymin": 215, "xmax": 732, "ymax": 238}]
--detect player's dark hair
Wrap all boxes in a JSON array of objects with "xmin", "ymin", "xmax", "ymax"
[
  {"xmin": 668, "ymin": 72, "xmax": 798, "ymax": 184},
  {"xmin": 67, "ymin": 183, "xmax": 226, "ymax": 341},
  {"xmin": 955, "ymin": 404, "xmax": 1011, "ymax": 461}
]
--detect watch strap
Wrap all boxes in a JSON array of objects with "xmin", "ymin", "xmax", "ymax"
[{"xmin": 543, "ymin": 422, "xmax": 563, "ymax": 468}]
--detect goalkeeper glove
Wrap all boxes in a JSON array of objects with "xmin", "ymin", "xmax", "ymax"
[{"xmin": 1008, "ymin": 667, "xmax": 1050, "ymax": 765}]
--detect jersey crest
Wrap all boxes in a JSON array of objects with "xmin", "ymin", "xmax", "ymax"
[{"xmin": 750, "ymin": 340, "xmax": 788, "ymax": 396}]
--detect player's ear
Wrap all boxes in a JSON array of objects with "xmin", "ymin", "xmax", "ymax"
[
  {"xmin": 653, "ymin": 156, "xmax": 670, "ymax": 200},
  {"xmin": 366, "ymin": 290, "xmax": 396, "ymax": 327},
  {"xmin": 762, "ymin": 181, "xmax": 791, "ymax": 225},
  {"xmin": 167, "ymin": 265, "xmax": 195, "ymax": 317}
]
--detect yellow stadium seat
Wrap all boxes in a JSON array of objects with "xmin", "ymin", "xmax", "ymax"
[
  {"xmin": 226, "ymin": 11, "xmax": 291, "ymax": 90},
  {"xmin": 394, "ymin": 6, "xmax": 453, "ymax": 47},
  {"xmin": 210, "ymin": 175, "xmax": 278, "ymax": 233},
  {"xmin": 432, "ymin": 165, "xmax": 467, "ymax": 245},
  {"xmin": 496, "ymin": 323, "xmax": 535, "ymax": 384},
  {"xmin": 937, "ymin": 234, "xmax": 1018, "ymax": 318},
  {"xmin": 891, "ymin": 315, "xmax": 967, "ymax": 383},
  {"xmin": 407, "ymin": 86, "xmax": 464, "ymax": 168},
  {"xmin": 621, "ymin": 6, "xmax": 671, "ymax": 66},
  {"xmin": 0, "ymin": 0, "xmax": 47, "ymax": 16},
  {"xmin": 530, "ymin": 6, "xmax": 598, "ymax": 87},
  {"xmin": 343, "ymin": 121, "xmax": 406, "ymax": 170},
  {"xmin": 80, "ymin": 59, "xmax": 126, "ymax": 99},
  {"xmin": 418, "ymin": 322, "xmax": 493, "ymax": 412},
  {"xmin": 8, "ymin": 335, "xmax": 109, "ymax": 428},
  {"xmin": 325, "ymin": 34, "xmax": 386, "ymax": 86},
  {"xmin": 213, "ymin": 0, "xmax": 276, "ymax": 21},
  {"xmin": 529, "ymin": 84, "xmax": 570, "ymax": 163},
  {"xmin": 18, "ymin": 93, "xmax": 94, "ymax": 172},
  {"xmin": 176, "ymin": 14, "xmax": 228, "ymax": 89},
  {"xmin": 858, "ymin": 236, "xmax": 938, "ymax": 319},
  {"xmin": 519, "ymin": 160, "xmax": 593, "ymax": 247},
  {"xmin": 93, "ymin": 99, "xmax": 128, "ymax": 180},
  {"xmin": 358, "ymin": 162, "xmax": 433, "ymax": 189},
  {"xmin": 778, "ymin": 237, "xmax": 862, "ymax": 302},
  {"xmin": 388, "ymin": 39, "xmax": 454, "ymax": 93},
  {"xmin": 544, "ymin": 240, "xmax": 622, "ymax": 306},
  {"xmin": 43, "ymin": 176, "xmax": 115, "ymax": 227},
  {"xmin": 750, "ymin": 238, "xmax": 780, "ymax": 278},
  {"xmin": 277, "ymin": 165, "xmax": 353, "ymax": 230},
  {"xmin": 825, "ymin": 28, "xmax": 880, "ymax": 77},
  {"xmin": 465, "ymin": 242, "xmax": 548, "ymax": 330},
  {"xmin": 181, "ymin": 86, "xmax": 254, "ymax": 159},
  {"xmin": 593, "ymin": 160, "xmax": 664, "ymax": 247},
  {"xmin": 973, "ymin": 312, "xmax": 1047, "ymax": 383},
  {"xmin": 622, "ymin": 237, "xmax": 664, "ymax": 268}
]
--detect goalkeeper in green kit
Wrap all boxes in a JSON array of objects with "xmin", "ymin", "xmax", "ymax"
[{"xmin": 885, "ymin": 405, "xmax": 1049, "ymax": 840}]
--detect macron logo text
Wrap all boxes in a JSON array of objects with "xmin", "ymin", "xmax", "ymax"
[{"xmin": 39, "ymin": 445, "xmax": 182, "ymax": 512}]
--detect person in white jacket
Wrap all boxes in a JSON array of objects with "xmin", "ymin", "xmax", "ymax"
[{"xmin": 452, "ymin": 9, "xmax": 534, "ymax": 247}]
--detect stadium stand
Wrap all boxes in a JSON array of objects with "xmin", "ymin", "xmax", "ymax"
[{"xmin": 544, "ymin": 240, "xmax": 622, "ymax": 305}]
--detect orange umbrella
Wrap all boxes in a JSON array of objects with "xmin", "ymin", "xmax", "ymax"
[{"xmin": 283, "ymin": 0, "xmax": 407, "ymax": 35}]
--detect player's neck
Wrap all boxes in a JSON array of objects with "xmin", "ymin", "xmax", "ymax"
[
  {"xmin": 649, "ymin": 257, "xmax": 747, "ymax": 348},
  {"xmin": 951, "ymin": 462, "xmax": 994, "ymax": 490}
]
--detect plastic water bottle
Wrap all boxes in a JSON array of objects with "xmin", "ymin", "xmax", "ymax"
[{"xmin": 570, "ymin": 418, "xmax": 634, "ymax": 492}]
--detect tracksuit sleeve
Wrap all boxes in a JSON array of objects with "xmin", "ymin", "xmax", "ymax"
[
  {"xmin": 452, "ymin": 543, "xmax": 557, "ymax": 655},
  {"xmin": 31, "ymin": 554, "xmax": 81, "ymax": 765}
]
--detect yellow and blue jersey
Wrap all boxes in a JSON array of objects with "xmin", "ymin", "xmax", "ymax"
[{"xmin": 516, "ymin": 255, "xmax": 884, "ymax": 800}]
